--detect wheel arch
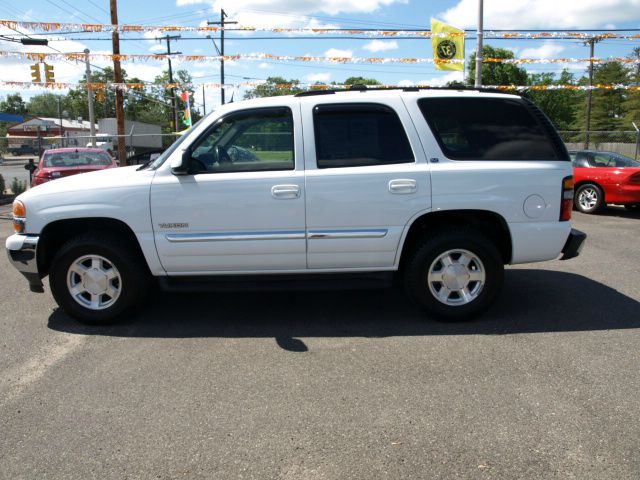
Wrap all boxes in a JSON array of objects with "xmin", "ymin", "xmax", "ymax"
[
  {"xmin": 398, "ymin": 210, "xmax": 512, "ymax": 269},
  {"xmin": 37, "ymin": 217, "xmax": 151, "ymax": 278}
]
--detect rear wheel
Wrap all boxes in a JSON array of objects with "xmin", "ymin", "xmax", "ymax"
[
  {"xmin": 49, "ymin": 233, "xmax": 149, "ymax": 325},
  {"xmin": 404, "ymin": 229, "xmax": 504, "ymax": 321},
  {"xmin": 575, "ymin": 183, "xmax": 604, "ymax": 214}
]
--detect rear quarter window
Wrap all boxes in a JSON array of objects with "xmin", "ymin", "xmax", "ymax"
[{"xmin": 418, "ymin": 97, "xmax": 568, "ymax": 161}]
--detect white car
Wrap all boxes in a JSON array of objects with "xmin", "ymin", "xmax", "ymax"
[{"xmin": 6, "ymin": 88, "xmax": 585, "ymax": 324}]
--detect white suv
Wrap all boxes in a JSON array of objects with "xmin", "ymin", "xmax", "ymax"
[{"xmin": 6, "ymin": 88, "xmax": 585, "ymax": 324}]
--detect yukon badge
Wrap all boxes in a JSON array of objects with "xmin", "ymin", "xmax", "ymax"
[{"xmin": 159, "ymin": 223, "xmax": 189, "ymax": 229}]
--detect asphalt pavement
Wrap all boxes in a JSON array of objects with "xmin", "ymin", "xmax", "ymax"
[
  {"xmin": 0, "ymin": 208, "xmax": 639, "ymax": 479},
  {"xmin": 0, "ymin": 159, "xmax": 32, "ymax": 189}
]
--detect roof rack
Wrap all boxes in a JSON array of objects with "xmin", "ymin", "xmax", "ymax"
[{"xmin": 294, "ymin": 86, "xmax": 512, "ymax": 97}]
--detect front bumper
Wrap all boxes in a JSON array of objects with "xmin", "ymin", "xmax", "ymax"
[
  {"xmin": 5, "ymin": 234, "xmax": 44, "ymax": 292},
  {"xmin": 560, "ymin": 228, "xmax": 587, "ymax": 261}
]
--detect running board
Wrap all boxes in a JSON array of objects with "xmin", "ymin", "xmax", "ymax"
[{"xmin": 158, "ymin": 272, "xmax": 396, "ymax": 293}]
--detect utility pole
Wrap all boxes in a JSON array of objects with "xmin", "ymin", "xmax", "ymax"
[
  {"xmin": 475, "ymin": 0, "xmax": 484, "ymax": 88},
  {"xmin": 584, "ymin": 37, "xmax": 601, "ymax": 149},
  {"xmin": 157, "ymin": 34, "xmax": 181, "ymax": 132},
  {"xmin": 110, "ymin": 0, "xmax": 127, "ymax": 166},
  {"xmin": 202, "ymin": 84, "xmax": 206, "ymax": 115},
  {"xmin": 208, "ymin": 9, "xmax": 237, "ymax": 105},
  {"xmin": 84, "ymin": 48, "xmax": 96, "ymax": 147}
]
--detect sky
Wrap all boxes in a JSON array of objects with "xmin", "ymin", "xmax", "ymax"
[{"xmin": 1, "ymin": 0, "xmax": 640, "ymax": 113}]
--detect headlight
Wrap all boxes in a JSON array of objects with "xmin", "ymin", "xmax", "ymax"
[{"xmin": 12, "ymin": 200, "xmax": 26, "ymax": 234}]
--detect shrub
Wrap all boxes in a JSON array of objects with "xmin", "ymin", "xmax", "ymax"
[
  {"xmin": 0, "ymin": 173, "xmax": 5, "ymax": 195},
  {"xmin": 10, "ymin": 177, "xmax": 27, "ymax": 195}
]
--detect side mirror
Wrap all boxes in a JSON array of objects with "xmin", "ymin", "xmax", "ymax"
[{"xmin": 171, "ymin": 149, "xmax": 191, "ymax": 175}]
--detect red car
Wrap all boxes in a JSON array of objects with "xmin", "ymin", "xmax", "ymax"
[
  {"xmin": 569, "ymin": 150, "xmax": 640, "ymax": 213},
  {"xmin": 31, "ymin": 148, "xmax": 117, "ymax": 186}
]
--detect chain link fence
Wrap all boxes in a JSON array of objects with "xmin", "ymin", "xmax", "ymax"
[
  {"xmin": 0, "ymin": 133, "xmax": 181, "ymax": 162},
  {"xmin": 559, "ymin": 131, "xmax": 640, "ymax": 159}
]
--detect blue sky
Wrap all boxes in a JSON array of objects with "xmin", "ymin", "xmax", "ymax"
[{"xmin": 1, "ymin": 0, "xmax": 640, "ymax": 111}]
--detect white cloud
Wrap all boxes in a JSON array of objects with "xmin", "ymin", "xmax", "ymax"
[
  {"xmin": 362, "ymin": 40, "xmax": 399, "ymax": 53},
  {"xmin": 258, "ymin": 62, "xmax": 273, "ymax": 69},
  {"xmin": 397, "ymin": 79, "xmax": 414, "ymax": 87},
  {"xmin": 307, "ymin": 72, "xmax": 331, "ymax": 83},
  {"xmin": 176, "ymin": 0, "xmax": 406, "ymax": 16},
  {"xmin": 148, "ymin": 44, "xmax": 166, "ymax": 53},
  {"xmin": 440, "ymin": 0, "xmax": 640, "ymax": 29},
  {"xmin": 324, "ymin": 48, "xmax": 353, "ymax": 58},
  {"xmin": 416, "ymin": 71, "xmax": 465, "ymax": 87},
  {"xmin": 519, "ymin": 43, "xmax": 565, "ymax": 59}
]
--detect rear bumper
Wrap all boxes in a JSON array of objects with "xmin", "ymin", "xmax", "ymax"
[
  {"xmin": 560, "ymin": 228, "xmax": 587, "ymax": 260},
  {"xmin": 5, "ymin": 234, "xmax": 44, "ymax": 292}
]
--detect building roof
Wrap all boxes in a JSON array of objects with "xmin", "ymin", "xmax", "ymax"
[{"xmin": 7, "ymin": 117, "xmax": 98, "ymax": 132}]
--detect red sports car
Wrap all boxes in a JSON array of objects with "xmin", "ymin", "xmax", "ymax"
[
  {"xmin": 31, "ymin": 148, "xmax": 117, "ymax": 187},
  {"xmin": 569, "ymin": 150, "xmax": 640, "ymax": 213}
]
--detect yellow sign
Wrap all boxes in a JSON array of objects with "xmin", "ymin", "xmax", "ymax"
[{"xmin": 431, "ymin": 19, "xmax": 464, "ymax": 71}]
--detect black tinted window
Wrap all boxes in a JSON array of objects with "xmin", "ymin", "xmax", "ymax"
[
  {"xmin": 313, "ymin": 103, "xmax": 414, "ymax": 168},
  {"xmin": 418, "ymin": 97, "xmax": 564, "ymax": 161}
]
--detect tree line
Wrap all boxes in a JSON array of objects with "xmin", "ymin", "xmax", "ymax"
[
  {"xmin": 243, "ymin": 45, "xmax": 640, "ymax": 134},
  {"xmin": 0, "ymin": 67, "xmax": 201, "ymax": 147}
]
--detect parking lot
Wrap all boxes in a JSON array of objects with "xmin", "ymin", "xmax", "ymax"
[{"xmin": 0, "ymin": 207, "xmax": 639, "ymax": 479}]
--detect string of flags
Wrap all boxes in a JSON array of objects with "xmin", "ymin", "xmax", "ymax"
[
  {"xmin": 1, "ymin": 80, "xmax": 639, "ymax": 92},
  {"xmin": 2, "ymin": 50, "xmax": 639, "ymax": 66},
  {"xmin": 2, "ymin": 19, "xmax": 640, "ymax": 40}
]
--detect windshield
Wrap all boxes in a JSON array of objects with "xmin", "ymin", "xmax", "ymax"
[
  {"xmin": 147, "ymin": 116, "xmax": 208, "ymax": 170},
  {"xmin": 612, "ymin": 153, "xmax": 640, "ymax": 167},
  {"xmin": 43, "ymin": 151, "xmax": 112, "ymax": 168}
]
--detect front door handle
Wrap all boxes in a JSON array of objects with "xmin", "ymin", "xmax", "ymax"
[
  {"xmin": 271, "ymin": 184, "xmax": 301, "ymax": 199},
  {"xmin": 388, "ymin": 179, "xmax": 417, "ymax": 194}
]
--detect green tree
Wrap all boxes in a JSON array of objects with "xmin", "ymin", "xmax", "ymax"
[
  {"xmin": 589, "ymin": 61, "xmax": 630, "ymax": 131},
  {"xmin": 27, "ymin": 93, "xmax": 67, "ymax": 118},
  {"xmin": 0, "ymin": 93, "xmax": 27, "ymax": 115},
  {"xmin": 342, "ymin": 76, "xmax": 381, "ymax": 86},
  {"xmin": 244, "ymin": 77, "xmax": 305, "ymax": 99},
  {"xmin": 623, "ymin": 47, "xmax": 640, "ymax": 126},
  {"xmin": 466, "ymin": 45, "xmax": 528, "ymax": 87},
  {"xmin": 526, "ymin": 70, "xmax": 581, "ymax": 131}
]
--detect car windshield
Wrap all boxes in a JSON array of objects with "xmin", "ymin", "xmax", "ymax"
[
  {"xmin": 44, "ymin": 151, "xmax": 112, "ymax": 167},
  {"xmin": 611, "ymin": 153, "xmax": 640, "ymax": 167}
]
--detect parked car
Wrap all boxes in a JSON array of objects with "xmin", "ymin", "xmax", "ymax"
[
  {"xmin": 31, "ymin": 148, "xmax": 117, "ymax": 186},
  {"xmin": 569, "ymin": 150, "xmax": 640, "ymax": 213},
  {"xmin": 127, "ymin": 149, "xmax": 164, "ymax": 166},
  {"xmin": 8, "ymin": 144, "xmax": 38, "ymax": 156},
  {"xmin": 7, "ymin": 89, "xmax": 585, "ymax": 325}
]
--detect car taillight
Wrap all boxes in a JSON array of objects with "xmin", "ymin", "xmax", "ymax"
[{"xmin": 560, "ymin": 176, "xmax": 573, "ymax": 221}]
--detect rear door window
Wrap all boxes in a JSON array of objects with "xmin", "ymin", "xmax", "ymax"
[
  {"xmin": 313, "ymin": 103, "xmax": 414, "ymax": 168},
  {"xmin": 418, "ymin": 97, "xmax": 567, "ymax": 161}
]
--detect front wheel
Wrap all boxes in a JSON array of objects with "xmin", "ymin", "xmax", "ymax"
[
  {"xmin": 49, "ymin": 233, "xmax": 149, "ymax": 325},
  {"xmin": 404, "ymin": 229, "xmax": 504, "ymax": 321},
  {"xmin": 575, "ymin": 183, "xmax": 604, "ymax": 214}
]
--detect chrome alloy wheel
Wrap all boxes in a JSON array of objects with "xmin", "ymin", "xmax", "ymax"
[
  {"xmin": 427, "ymin": 249, "xmax": 486, "ymax": 306},
  {"xmin": 66, "ymin": 255, "xmax": 122, "ymax": 310},
  {"xmin": 578, "ymin": 187, "xmax": 599, "ymax": 211}
]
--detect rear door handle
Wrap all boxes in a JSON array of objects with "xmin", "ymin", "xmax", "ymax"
[
  {"xmin": 388, "ymin": 179, "xmax": 417, "ymax": 194},
  {"xmin": 271, "ymin": 184, "xmax": 301, "ymax": 199}
]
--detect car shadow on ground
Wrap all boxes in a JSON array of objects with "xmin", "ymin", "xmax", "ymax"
[
  {"xmin": 586, "ymin": 205, "xmax": 640, "ymax": 219},
  {"xmin": 48, "ymin": 269, "xmax": 640, "ymax": 350}
]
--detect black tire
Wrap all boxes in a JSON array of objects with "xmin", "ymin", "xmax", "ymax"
[
  {"xmin": 574, "ymin": 183, "xmax": 604, "ymax": 214},
  {"xmin": 404, "ymin": 229, "xmax": 504, "ymax": 321},
  {"xmin": 49, "ymin": 232, "xmax": 150, "ymax": 325}
]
